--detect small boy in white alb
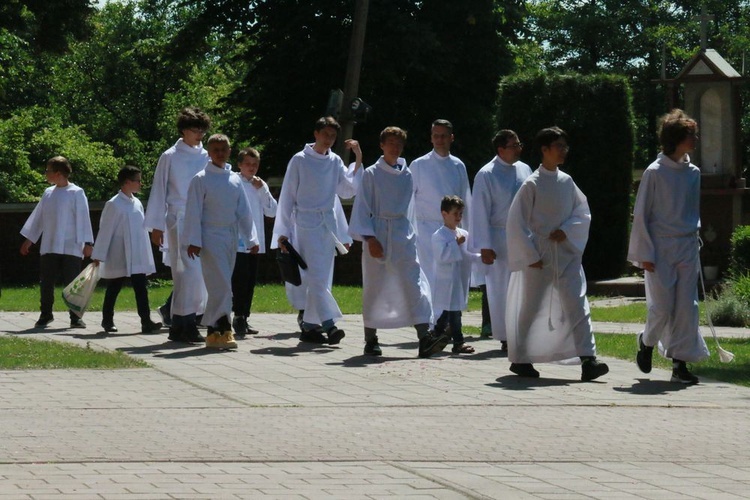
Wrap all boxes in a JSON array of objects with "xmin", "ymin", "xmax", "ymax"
[
  {"xmin": 92, "ymin": 166, "xmax": 162, "ymax": 334},
  {"xmin": 184, "ymin": 134, "xmax": 259, "ymax": 349},
  {"xmin": 231, "ymin": 147, "xmax": 277, "ymax": 337},
  {"xmin": 431, "ymin": 195, "xmax": 481, "ymax": 354},
  {"xmin": 20, "ymin": 156, "xmax": 94, "ymax": 329}
]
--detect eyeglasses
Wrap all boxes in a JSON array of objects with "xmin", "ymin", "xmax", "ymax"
[
  {"xmin": 551, "ymin": 143, "xmax": 570, "ymax": 152},
  {"xmin": 187, "ymin": 128, "xmax": 207, "ymax": 135},
  {"xmin": 505, "ymin": 142, "xmax": 523, "ymax": 149}
]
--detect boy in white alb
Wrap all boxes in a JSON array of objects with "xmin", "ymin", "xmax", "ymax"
[
  {"xmin": 231, "ymin": 147, "xmax": 277, "ymax": 337},
  {"xmin": 470, "ymin": 130, "xmax": 532, "ymax": 350},
  {"xmin": 184, "ymin": 134, "xmax": 259, "ymax": 350},
  {"xmin": 20, "ymin": 156, "xmax": 94, "ymax": 329},
  {"xmin": 628, "ymin": 109, "xmax": 709, "ymax": 384},
  {"xmin": 409, "ymin": 119, "xmax": 472, "ymax": 299},
  {"xmin": 273, "ymin": 116, "xmax": 362, "ymax": 345},
  {"xmin": 92, "ymin": 166, "xmax": 162, "ymax": 334},
  {"xmin": 505, "ymin": 127, "xmax": 608, "ymax": 381},
  {"xmin": 349, "ymin": 126, "xmax": 449, "ymax": 358},
  {"xmin": 431, "ymin": 195, "xmax": 481, "ymax": 354},
  {"xmin": 145, "ymin": 107, "xmax": 210, "ymax": 344}
]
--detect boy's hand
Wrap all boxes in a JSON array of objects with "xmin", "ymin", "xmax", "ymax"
[
  {"xmin": 480, "ymin": 248, "xmax": 496, "ymax": 265},
  {"xmin": 150, "ymin": 229, "xmax": 164, "ymax": 247},
  {"xmin": 549, "ymin": 229, "xmax": 567, "ymax": 242},
  {"xmin": 366, "ymin": 237, "xmax": 385, "ymax": 258},
  {"xmin": 456, "ymin": 235, "xmax": 466, "ymax": 245},
  {"xmin": 93, "ymin": 260, "xmax": 100, "ymax": 267},
  {"xmin": 249, "ymin": 244, "xmax": 260, "ymax": 254},
  {"xmin": 251, "ymin": 176, "xmax": 263, "ymax": 189},
  {"xmin": 20, "ymin": 239, "xmax": 32, "ymax": 256},
  {"xmin": 345, "ymin": 139, "xmax": 362, "ymax": 159},
  {"xmin": 83, "ymin": 244, "xmax": 93, "ymax": 259},
  {"xmin": 278, "ymin": 236, "xmax": 289, "ymax": 253},
  {"xmin": 642, "ymin": 261, "xmax": 655, "ymax": 272},
  {"xmin": 187, "ymin": 245, "xmax": 201, "ymax": 259},
  {"xmin": 529, "ymin": 260, "xmax": 543, "ymax": 269}
]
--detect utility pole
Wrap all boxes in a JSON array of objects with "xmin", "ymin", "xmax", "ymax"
[{"xmin": 335, "ymin": 0, "xmax": 369, "ymax": 162}]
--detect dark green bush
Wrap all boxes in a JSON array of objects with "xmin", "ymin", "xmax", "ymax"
[
  {"xmin": 496, "ymin": 73, "xmax": 635, "ymax": 279},
  {"xmin": 729, "ymin": 225, "xmax": 750, "ymax": 278}
]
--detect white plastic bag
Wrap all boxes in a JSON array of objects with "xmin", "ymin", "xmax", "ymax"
[{"xmin": 62, "ymin": 263, "xmax": 100, "ymax": 318}]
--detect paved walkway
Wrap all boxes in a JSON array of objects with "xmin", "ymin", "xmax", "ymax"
[{"xmin": 1, "ymin": 310, "xmax": 749, "ymax": 499}]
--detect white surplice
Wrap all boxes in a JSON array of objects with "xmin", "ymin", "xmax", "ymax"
[
  {"xmin": 184, "ymin": 163, "xmax": 258, "ymax": 327},
  {"xmin": 144, "ymin": 138, "xmax": 209, "ymax": 316},
  {"xmin": 349, "ymin": 157, "xmax": 433, "ymax": 329},
  {"xmin": 21, "ymin": 183, "xmax": 94, "ymax": 257},
  {"xmin": 505, "ymin": 166, "xmax": 595, "ymax": 364},
  {"xmin": 410, "ymin": 150, "xmax": 472, "ymax": 298},
  {"xmin": 272, "ymin": 143, "xmax": 362, "ymax": 326},
  {"xmin": 92, "ymin": 191, "xmax": 155, "ymax": 279},
  {"xmin": 470, "ymin": 157, "xmax": 532, "ymax": 341},
  {"xmin": 627, "ymin": 153, "xmax": 709, "ymax": 362},
  {"xmin": 431, "ymin": 226, "xmax": 480, "ymax": 313},
  {"xmin": 237, "ymin": 176, "xmax": 277, "ymax": 253}
]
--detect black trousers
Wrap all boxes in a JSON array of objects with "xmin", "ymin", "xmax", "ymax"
[
  {"xmin": 231, "ymin": 252, "xmax": 259, "ymax": 317},
  {"xmin": 40, "ymin": 253, "xmax": 82, "ymax": 320},
  {"xmin": 102, "ymin": 274, "xmax": 151, "ymax": 323}
]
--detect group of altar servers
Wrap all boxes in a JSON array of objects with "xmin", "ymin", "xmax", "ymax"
[{"xmin": 19, "ymin": 106, "xmax": 708, "ymax": 384}]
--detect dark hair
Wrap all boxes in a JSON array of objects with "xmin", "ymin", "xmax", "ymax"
[
  {"xmin": 379, "ymin": 126, "xmax": 408, "ymax": 144},
  {"xmin": 206, "ymin": 133, "xmax": 231, "ymax": 147},
  {"xmin": 237, "ymin": 147, "xmax": 260, "ymax": 164},
  {"xmin": 47, "ymin": 156, "xmax": 72, "ymax": 177},
  {"xmin": 176, "ymin": 106, "xmax": 211, "ymax": 134},
  {"xmin": 118, "ymin": 165, "xmax": 141, "ymax": 185},
  {"xmin": 658, "ymin": 108, "xmax": 698, "ymax": 155},
  {"xmin": 492, "ymin": 130, "xmax": 519, "ymax": 151},
  {"xmin": 432, "ymin": 119, "xmax": 453, "ymax": 132},
  {"xmin": 314, "ymin": 116, "xmax": 341, "ymax": 133},
  {"xmin": 440, "ymin": 195, "xmax": 464, "ymax": 213},
  {"xmin": 535, "ymin": 126, "xmax": 568, "ymax": 150}
]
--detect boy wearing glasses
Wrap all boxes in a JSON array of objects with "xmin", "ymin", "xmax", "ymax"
[
  {"xmin": 505, "ymin": 127, "xmax": 608, "ymax": 381},
  {"xmin": 92, "ymin": 166, "xmax": 162, "ymax": 334},
  {"xmin": 470, "ymin": 130, "xmax": 532, "ymax": 350},
  {"xmin": 628, "ymin": 109, "xmax": 709, "ymax": 384},
  {"xmin": 20, "ymin": 156, "xmax": 94, "ymax": 329},
  {"xmin": 145, "ymin": 106, "xmax": 210, "ymax": 344}
]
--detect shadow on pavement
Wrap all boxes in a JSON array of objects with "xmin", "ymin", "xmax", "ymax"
[
  {"xmin": 250, "ymin": 343, "xmax": 335, "ymax": 357},
  {"xmin": 487, "ymin": 375, "xmax": 574, "ymax": 390},
  {"xmin": 613, "ymin": 379, "xmax": 690, "ymax": 395},
  {"xmin": 443, "ymin": 348, "xmax": 507, "ymax": 361},
  {"xmin": 116, "ymin": 341, "xmax": 205, "ymax": 356},
  {"xmin": 327, "ymin": 354, "xmax": 416, "ymax": 367}
]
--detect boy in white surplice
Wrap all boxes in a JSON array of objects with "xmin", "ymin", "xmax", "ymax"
[
  {"xmin": 628, "ymin": 109, "xmax": 709, "ymax": 385},
  {"xmin": 349, "ymin": 126, "xmax": 449, "ymax": 358},
  {"xmin": 184, "ymin": 134, "xmax": 259, "ymax": 350},
  {"xmin": 505, "ymin": 127, "xmax": 608, "ymax": 381}
]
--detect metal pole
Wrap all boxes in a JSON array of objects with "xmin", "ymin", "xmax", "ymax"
[{"xmin": 335, "ymin": 0, "xmax": 369, "ymax": 162}]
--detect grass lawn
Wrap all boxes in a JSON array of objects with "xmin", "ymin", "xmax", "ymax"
[{"xmin": 0, "ymin": 336, "xmax": 147, "ymax": 369}]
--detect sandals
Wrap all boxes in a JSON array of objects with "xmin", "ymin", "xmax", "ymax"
[{"xmin": 451, "ymin": 343, "xmax": 475, "ymax": 354}]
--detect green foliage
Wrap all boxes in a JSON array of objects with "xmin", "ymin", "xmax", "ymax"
[
  {"xmin": 706, "ymin": 280, "xmax": 750, "ymax": 328},
  {"xmin": 0, "ymin": 107, "xmax": 121, "ymax": 202},
  {"xmin": 729, "ymin": 225, "xmax": 750, "ymax": 278},
  {"xmin": 0, "ymin": 337, "xmax": 146, "ymax": 369},
  {"xmin": 497, "ymin": 73, "xmax": 635, "ymax": 279}
]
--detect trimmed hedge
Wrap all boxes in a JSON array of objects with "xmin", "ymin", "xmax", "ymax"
[
  {"xmin": 496, "ymin": 73, "xmax": 635, "ymax": 279},
  {"xmin": 729, "ymin": 225, "xmax": 750, "ymax": 279}
]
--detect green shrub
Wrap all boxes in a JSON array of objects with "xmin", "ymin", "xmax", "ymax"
[
  {"xmin": 706, "ymin": 282, "xmax": 750, "ymax": 327},
  {"xmin": 496, "ymin": 73, "xmax": 635, "ymax": 279},
  {"xmin": 729, "ymin": 225, "xmax": 750, "ymax": 278}
]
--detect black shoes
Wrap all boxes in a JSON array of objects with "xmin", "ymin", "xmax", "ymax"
[
  {"xmin": 35, "ymin": 313, "xmax": 54, "ymax": 328},
  {"xmin": 300, "ymin": 328, "xmax": 328, "ymax": 344},
  {"xmin": 581, "ymin": 357, "xmax": 609, "ymax": 381},
  {"xmin": 157, "ymin": 304, "xmax": 172, "ymax": 327},
  {"xmin": 510, "ymin": 363, "xmax": 540, "ymax": 378},
  {"xmin": 671, "ymin": 361, "xmax": 699, "ymax": 385},
  {"xmin": 141, "ymin": 320, "xmax": 163, "ymax": 334},
  {"xmin": 168, "ymin": 323, "xmax": 205, "ymax": 344},
  {"xmin": 636, "ymin": 333, "xmax": 653, "ymax": 374},
  {"xmin": 326, "ymin": 326, "xmax": 345, "ymax": 345},
  {"xmin": 101, "ymin": 322, "xmax": 118, "ymax": 333},
  {"xmin": 418, "ymin": 331, "xmax": 450, "ymax": 358},
  {"xmin": 500, "ymin": 341, "xmax": 508, "ymax": 352},
  {"xmin": 233, "ymin": 315, "xmax": 248, "ymax": 337},
  {"xmin": 364, "ymin": 336, "xmax": 382, "ymax": 356},
  {"xmin": 70, "ymin": 317, "xmax": 87, "ymax": 329}
]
